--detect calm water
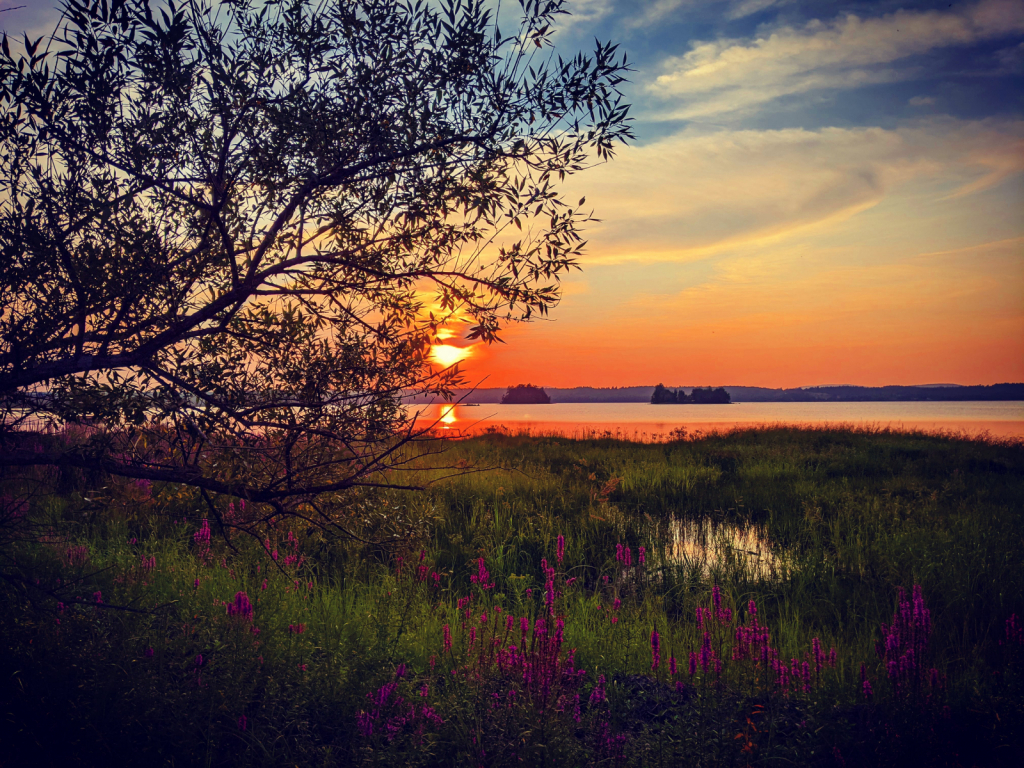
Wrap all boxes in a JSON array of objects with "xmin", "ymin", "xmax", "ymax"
[{"xmin": 412, "ymin": 400, "xmax": 1024, "ymax": 439}]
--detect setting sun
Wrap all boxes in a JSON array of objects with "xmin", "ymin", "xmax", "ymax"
[{"xmin": 429, "ymin": 344, "xmax": 474, "ymax": 368}]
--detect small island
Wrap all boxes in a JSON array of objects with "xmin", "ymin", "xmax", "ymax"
[
  {"xmin": 501, "ymin": 384, "xmax": 552, "ymax": 404},
  {"xmin": 651, "ymin": 383, "xmax": 731, "ymax": 404}
]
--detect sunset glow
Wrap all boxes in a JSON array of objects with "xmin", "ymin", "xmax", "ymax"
[
  {"xmin": 439, "ymin": 405, "xmax": 457, "ymax": 426},
  {"xmin": 427, "ymin": 1, "xmax": 1024, "ymax": 389},
  {"xmin": 429, "ymin": 344, "xmax": 474, "ymax": 368},
  {"xmin": 8, "ymin": 1, "xmax": 1018, "ymax": 390}
]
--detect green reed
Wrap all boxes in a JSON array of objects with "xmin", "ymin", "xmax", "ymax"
[{"xmin": 1, "ymin": 425, "xmax": 1022, "ymax": 765}]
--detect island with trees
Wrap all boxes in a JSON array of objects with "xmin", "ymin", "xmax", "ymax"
[
  {"xmin": 651, "ymin": 384, "xmax": 731, "ymax": 404},
  {"xmin": 500, "ymin": 384, "xmax": 552, "ymax": 404}
]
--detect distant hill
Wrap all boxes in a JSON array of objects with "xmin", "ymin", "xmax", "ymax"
[{"xmin": 404, "ymin": 383, "xmax": 1024, "ymax": 404}]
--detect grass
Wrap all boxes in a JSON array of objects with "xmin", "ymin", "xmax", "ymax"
[{"xmin": 1, "ymin": 424, "xmax": 1023, "ymax": 766}]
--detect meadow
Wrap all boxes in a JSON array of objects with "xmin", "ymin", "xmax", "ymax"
[{"xmin": 1, "ymin": 425, "xmax": 1023, "ymax": 766}]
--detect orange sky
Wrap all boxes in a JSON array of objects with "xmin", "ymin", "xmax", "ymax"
[
  {"xmin": 422, "ymin": 1, "xmax": 1024, "ymax": 390},
  {"xmin": 5, "ymin": 0, "xmax": 1023, "ymax": 390},
  {"xmin": 442, "ymin": 124, "xmax": 1024, "ymax": 388}
]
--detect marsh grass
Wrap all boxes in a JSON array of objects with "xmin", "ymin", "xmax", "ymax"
[{"xmin": 1, "ymin": 425, "xmax": 1023, "ymax": 766}]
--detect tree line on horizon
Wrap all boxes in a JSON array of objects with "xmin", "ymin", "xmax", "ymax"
[
  {"xmin": 405, "ymin": 382, "xmax": 1024, "ymax": 405},
  {"xmin": 500, "ymin": 384, "xmax": 552, "ymax": 405},
  {"xmin": 651, "ymin": 384, "xmax": 731, "ymax": 405}
]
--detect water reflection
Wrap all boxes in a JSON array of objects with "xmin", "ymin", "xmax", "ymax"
[{"xmin": 661, "ymin": 517, "xmax": 788, "ymax": 581}]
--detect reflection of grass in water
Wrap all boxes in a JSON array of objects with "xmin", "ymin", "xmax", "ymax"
[{"xmin": 661, "ymin": 517, "xmax": 789, "ymax": 581}]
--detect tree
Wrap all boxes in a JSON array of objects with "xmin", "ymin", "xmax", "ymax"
[
  {"xmin": 499, "ymin": 383, "xmax": 550, "ymax": 404},
  {"xmin": 0, "ymin": 0, "xmax": 631, "ymax": 527},
  {"xmin": 650, "ymin": 383, "xmax": 676, "ymax": 404}
]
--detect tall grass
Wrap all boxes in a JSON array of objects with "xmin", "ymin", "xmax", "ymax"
[{"xmin": 1, "ymin": 425, "xmax": 1022, "ymax": 765}]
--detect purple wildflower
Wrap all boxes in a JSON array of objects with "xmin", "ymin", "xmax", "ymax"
[{"xmin": 227, "ymin": 591, "xmax": 254, "ymax": 622}]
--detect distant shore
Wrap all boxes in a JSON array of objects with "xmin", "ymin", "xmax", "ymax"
[{"xmin": 405, "ymin": 382, "xmax": 1024, "ymax": 405}]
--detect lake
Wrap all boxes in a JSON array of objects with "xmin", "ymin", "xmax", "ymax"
[{"xmin": 412, "ymin": 400, "xmax": 1024, "ymax": 440}]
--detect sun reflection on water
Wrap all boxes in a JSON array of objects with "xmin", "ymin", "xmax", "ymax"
[{"xmin": 439, "ymin": 404, "xmax": 457, "ymax": 426}]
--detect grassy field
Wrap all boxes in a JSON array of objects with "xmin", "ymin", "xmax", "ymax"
[{"xmin": 1, "ymin": 425, "xmax": 1023, "ymax": 766}]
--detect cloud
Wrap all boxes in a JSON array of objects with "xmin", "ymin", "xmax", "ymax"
[
  {"xmin": 565, "ymin": 118, "xmax": 1024, "ymax": 262},
  {"xmin": 647, "ymin": 0, "xmax": 1024, "ymax": 118},
  {"xmin": 909, "ymin": 95, "xmax": 937, "ymax": 106},
  {"xmin": 627, "ymin": 0, "xmax": 689, "ymax": 28},
  {"xmin": 627, "ymin": 0, "xmax": 787, "ymax": 29},
  {"xmin": 557, "ymin": 0, "xmax": 614, "ymax": 33},
  {"xmin": 1, "ymin": 2, "xmax": 65, "ymax": 43},
  {"xmin": 996, "ymin": 40, "xmax": 1024, "ymax": 71},
  {"xmin": 726, "ymin": 0, "xmax": 786, "ymax": 21}
]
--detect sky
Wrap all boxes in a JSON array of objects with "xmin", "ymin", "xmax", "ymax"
[{"xmin": 4, "ymin": 0, "xmax": 1023, "ymax": 388}]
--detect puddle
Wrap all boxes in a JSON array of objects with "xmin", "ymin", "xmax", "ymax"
[{"xmin": 658, "ymin": 517, "xmax": 789, "ymax": 581}]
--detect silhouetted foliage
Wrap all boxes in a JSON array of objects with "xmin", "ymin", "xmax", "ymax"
[
  {"xmin": 651, "ymin": 385, "xmax": 730, "ymax": 404},
  {"xmin": 651, "ymin": 383, "xmax": 677, "ymax": 404},
  {"xmin": 688, "ymin": 386, "xmax": 730, "ymax": 404},
  {"xmin": 0, "ymin": 0, "xmax": 631, "ymax": 519},
  {"xmin": 500, "ymin": 384, "xmax": 551, "ymax": 404}
]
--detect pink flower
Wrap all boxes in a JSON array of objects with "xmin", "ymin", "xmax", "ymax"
[
  {"xmin": 650, "ymin": 628, "xmax": 661, "ymax": 670},
  {"xmin": 556, "ymin": 534, "xmax": 565, "ymax": 564},
  {"xmin": 585, "ymin": 675, "xmax": 607, "ymax": 708},
  {"xmin": 226, "ymin": 591, "xmax": 254, "ymax": 622}
]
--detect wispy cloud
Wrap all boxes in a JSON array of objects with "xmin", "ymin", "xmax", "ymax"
[
  {"xmin": 725, "ymin": 0, "xmax": 786, "ymax": 21},
  {"xmin": 647, "ymin": 0, "xmax": 1024, "ymax": 119},
  {"xmin": 557, "ymin": 0, "xmax": 614, "ymax": 33},
  {"xmin": 627, "ymin": 0, "xmax": 787, "ymax": 29},
  {"xmin": 627, "ymin": 0, "xmax": 689, "ymax": 28},
  {"xmin": 567, "ymin": 118, "xmax": 1024, "ymax": 262}
]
